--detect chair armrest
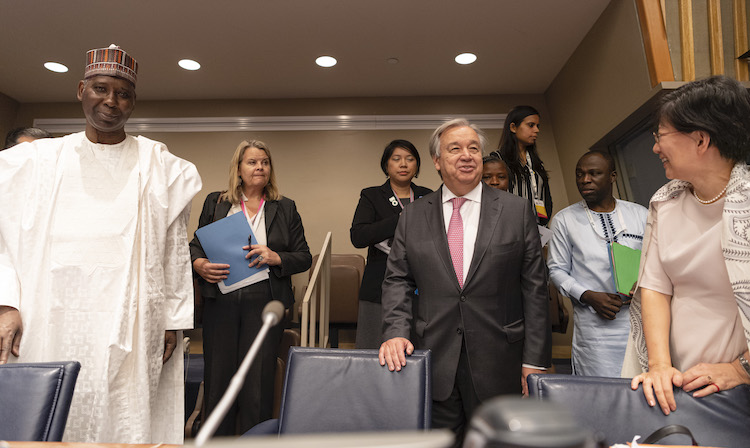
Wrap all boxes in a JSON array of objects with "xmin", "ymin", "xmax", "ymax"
[{"xmin": 242, "ymin": 419, "xmax": 279, "ymax": 436}]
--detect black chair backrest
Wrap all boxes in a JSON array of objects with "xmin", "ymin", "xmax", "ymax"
[
  {"xmin": 0, "ymin": 361, "xmax": 81, "ymax": 441},
  {"xmin": 528, "ymin": 374, "xmax": 750, "ymax": 448},
  {"xmin": 278, "ymin": 348, "xmax": 431, "ymax": 434}
]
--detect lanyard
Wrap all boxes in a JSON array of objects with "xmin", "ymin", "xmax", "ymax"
[
  {"xmin": 390, "ymin": 188, "xmax": 414, "ymax": 210},
  {"xmin": 240, "ymin": 196, "xmax": 265, "ymax": 234},
  {"xmin": 582, "ymin": 201, "xmax": 627, "ymax": 243},
  {"xmin": 525, "ymin": 152, "xmax": 540, "ymax": 200}
]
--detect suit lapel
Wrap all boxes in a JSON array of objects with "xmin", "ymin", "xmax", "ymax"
[
  {"xmin": 264, "ymin": 200, "xmax": 279, "ymax": 231},
  {"xmin": 379, "ymin": 181, "xmax": 402, "ymax": 215},
  {"xmin": 214, "ymin": 199, "xmax": 232, "ymax": 221},
  {"xmin": 464, "ymin": 184, "xmax": 503, "ymax": 287},
  {"xmin": 427, "ymin": 186, "xmax": 462, "ymax": 291}
]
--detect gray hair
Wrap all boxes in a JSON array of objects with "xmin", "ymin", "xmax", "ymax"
[
  {"xmin": 4, "ymin": 127, "xmax": 52, "ymax": 149},
  {"xmin": 428, "ymin": 118, "xmax": 487, "ymax": 159}
]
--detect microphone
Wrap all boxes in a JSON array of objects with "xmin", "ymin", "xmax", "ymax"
[
  {"xmin": 262, "ymin": 300, "xmax": 285, "ymax": 327},
  {"xmin": 195, "ymin": 300, "xmax": 285, "ymax": 447}
]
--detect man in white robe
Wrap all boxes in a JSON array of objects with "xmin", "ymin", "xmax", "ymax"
[
  {"xmin": 0, "ymin": 45, "xmax": 201, "ymax": 444},
  {"xmin": 548, "ymin": 151, "xmax": 647, "ymax": 377}
]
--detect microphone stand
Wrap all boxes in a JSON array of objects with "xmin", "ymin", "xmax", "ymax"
[{"xmin": 195, "ymin": 300, "xmax": 284, "ymax": 447}]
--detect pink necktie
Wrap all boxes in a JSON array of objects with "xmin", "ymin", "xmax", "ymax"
[{"xmin": 448, "ymin": 197, "xmax": 467, "ymax": 288}]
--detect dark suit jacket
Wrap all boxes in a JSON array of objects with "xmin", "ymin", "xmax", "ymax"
[
  {"xmin": 382, "ymin": 183, "xmax": 551, "ymax": 401},
  {"xmin": 189, "ymin": 191, "xmax": 312, "ymax": 309},
  {"xmin": 350, "ymin": 181, "xmax": 432, "ymax": 303}
]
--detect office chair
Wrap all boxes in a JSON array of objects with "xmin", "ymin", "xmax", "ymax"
[
  {"xmin": 304, "ymin": 254, "xmax": 365, "ymax": 347},
  {"xmin": 185, "ymin": 328, "xmax": 300, "ymax": 439},
  {"xmin": 272, "ymin": 328, "xmax": 301, "ymax": 418},
  {"xmin": 527, "ymin": 374, "xmax": 750, "ymax": 448},
  {"xmin": 0, "ymin": 361, "xmax": 81, "ymax": 441},
  {"xmin": 464, "ymin": 396, "xmax": 599, "ymax": 448},
  {"xmin": 246, "ymin": 347, "xmax": 431, "ymax": 435}
]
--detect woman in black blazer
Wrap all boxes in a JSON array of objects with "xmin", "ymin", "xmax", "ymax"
[
  {"xmin": 190, "ymin": 140, "xmax": 311, "ymax": 435},
  {"xmin": 350, "ymin": 140, "xmax": 432, "ymax": 349}
]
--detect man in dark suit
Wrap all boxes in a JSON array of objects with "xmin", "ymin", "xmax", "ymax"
[{"xmin": 379, "ymin": 118, "xmax": 551, "ymax": 441}]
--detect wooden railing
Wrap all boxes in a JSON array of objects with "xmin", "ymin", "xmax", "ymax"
[
  {"xmin": 299, "ymin": 232, "xmax": 331, "ymax": 347},
  {"xmin": 636, "ymin": 0, "xmax": 750, "ymax": 85}
]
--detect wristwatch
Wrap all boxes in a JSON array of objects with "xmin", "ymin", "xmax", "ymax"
[{"xmin": 739, "ymin": 354, "xmax": 750, "ymax": 378}]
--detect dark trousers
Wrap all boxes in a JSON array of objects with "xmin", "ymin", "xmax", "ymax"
[
  {"xmin": 432, "ymin": 340, "xmax": 482, "ymax": 448},
  {"xmin": 202, "ymin": 280, "xmax": 283, "ymax": 436}
]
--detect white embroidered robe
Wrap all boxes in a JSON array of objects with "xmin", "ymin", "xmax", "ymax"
[{"xmin": 0, "ymin": 132, "xmax": 202, "ymax": 443}]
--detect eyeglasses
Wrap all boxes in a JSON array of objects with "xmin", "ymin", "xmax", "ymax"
[{"xmin": 652, "ymin": 130, "xmax": 681, "ymax": 143}]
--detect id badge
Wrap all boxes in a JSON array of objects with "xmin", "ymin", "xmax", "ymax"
[{"xmin": 534, "ymin": 198, "xmax": 548, "ymax": 220}]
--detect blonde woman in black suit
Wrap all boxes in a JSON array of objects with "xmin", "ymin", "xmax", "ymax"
[
  {"xmin": 190, "ymin": 140, "xmax": 311, "ymax": 435},
  {"xmin": 351, "ymin": 140, "xmax": 432, "ymax": 349}
]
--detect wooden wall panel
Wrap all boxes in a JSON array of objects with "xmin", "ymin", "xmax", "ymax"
[{"xmin": 636, "ymin": 0, "xmax": 676, "ymax": 86}]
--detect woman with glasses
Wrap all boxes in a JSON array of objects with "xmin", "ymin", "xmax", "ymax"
[{"xmin": 625, "ymin": 76, "xmax": 750, "ymax": 415}]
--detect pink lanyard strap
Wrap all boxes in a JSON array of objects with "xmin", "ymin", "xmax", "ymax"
[
  {"xmin": 241, "ymin": 196, "xmax": 265, "ymax": 225},
  {"xmin": 391, "ymin": 188, "xmax": 414, "ymax": 209}
]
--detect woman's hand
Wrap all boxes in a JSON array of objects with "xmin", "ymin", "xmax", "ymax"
[
  {"xmin": 636, "ymin": 288, "xmax": 678, "ymax": 414},
  {"xmin": 682, "ymin": 361, "xmax": 750, "ymax": 397},
  {"xmin": 631, "ymin": 364, "xmax": 683, "ymax": 415},
  {"xmin": 244, "ymin": 244, "xmax": 281, "ymax": 267},
  {"xmin": 193, "ymin": 258, "xmax": 230, "ymax": 283}
]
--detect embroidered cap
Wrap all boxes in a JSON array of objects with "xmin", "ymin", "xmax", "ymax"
[{"xmin": 84, "ymin": 44, "xmax": 138, "ymax": 85}]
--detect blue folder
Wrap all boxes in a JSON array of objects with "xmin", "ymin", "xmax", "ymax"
[{"xmin": 195, "ymin": 212, "xmax": 268, "ymax": 287}]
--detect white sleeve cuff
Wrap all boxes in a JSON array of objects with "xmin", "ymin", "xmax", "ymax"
[{"xmin": 523, "ymin": 364, "xmax": 547, "ymax": 370}]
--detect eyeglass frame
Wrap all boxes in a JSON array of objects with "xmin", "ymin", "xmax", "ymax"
[{"xmin": 652, "ymin": 130, "xmax": 681, "ymax": 143}]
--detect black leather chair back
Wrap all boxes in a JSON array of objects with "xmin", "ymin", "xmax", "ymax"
[
  {"xmin": 277, "ymin": 348, "xmax": 431, "ymax": 434},
  {"xmin": 528, "ymin": 374, "xmax": 750, "ymax": 448},
  {"xmin": 0, "ymin": 361, "xmax": 81, "ymax": 441}
]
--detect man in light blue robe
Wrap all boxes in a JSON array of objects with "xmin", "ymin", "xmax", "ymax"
[{"xmin": 548, "ymin": 151, "xmax": 647, "ymax": 376}]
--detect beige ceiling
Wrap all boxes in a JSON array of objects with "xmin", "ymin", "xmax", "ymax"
[{"xmin": 0, "ymin": 0, "xmax": 611, "ymax": 103}]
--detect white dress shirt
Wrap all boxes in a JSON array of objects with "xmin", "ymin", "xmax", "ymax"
[{"xmin": 441, "ymin": 183, "xmax": 482, "ymax": 283}]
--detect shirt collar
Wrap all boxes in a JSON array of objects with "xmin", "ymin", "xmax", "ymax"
[
  {"xmin": 441, "ymin": 182, "xmax": 483, "ymax": 204},
  {"xmin": 580, "ymin": 198, "xmax": 619, "ymax": 214}
]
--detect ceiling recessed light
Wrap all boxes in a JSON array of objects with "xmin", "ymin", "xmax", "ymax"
[
  {"xmin": 387, "ymin": 58, "xmax": 399, "ymax": 65},
  {"xmin": 316, "ymin": 56, "xmax": 337, "ymax": 68},
  {"xmin": 44, "ymin": 62, "xmax": 68, "ymax": 73},
  {"xmin": 178, "ymin": 59, "xmax": 201, "ymax": 71},
  {"xmin": 454, "ymin": 53, "xmax": 477, "ymax": 65}
]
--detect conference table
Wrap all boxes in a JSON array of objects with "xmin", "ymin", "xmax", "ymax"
[
  {"xmin": 1, "ymin": 431, "xmax": 455, "ymax": 448},
  {"xmin": 0, "ymin": 437, "xmax": 688, "ymax": 448},
  {"xmin": 1, "ymin": 444, "xmax": 176, "ymax": 448}
]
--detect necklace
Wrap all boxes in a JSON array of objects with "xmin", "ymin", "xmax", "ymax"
[{"xmin": 692, "ymin": 182, "xmax": 728, "ymax": 204}]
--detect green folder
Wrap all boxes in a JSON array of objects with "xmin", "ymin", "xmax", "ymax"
[{"xmin": 608, "ymin": 243, "xmax": 641, "ymax": 297}]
